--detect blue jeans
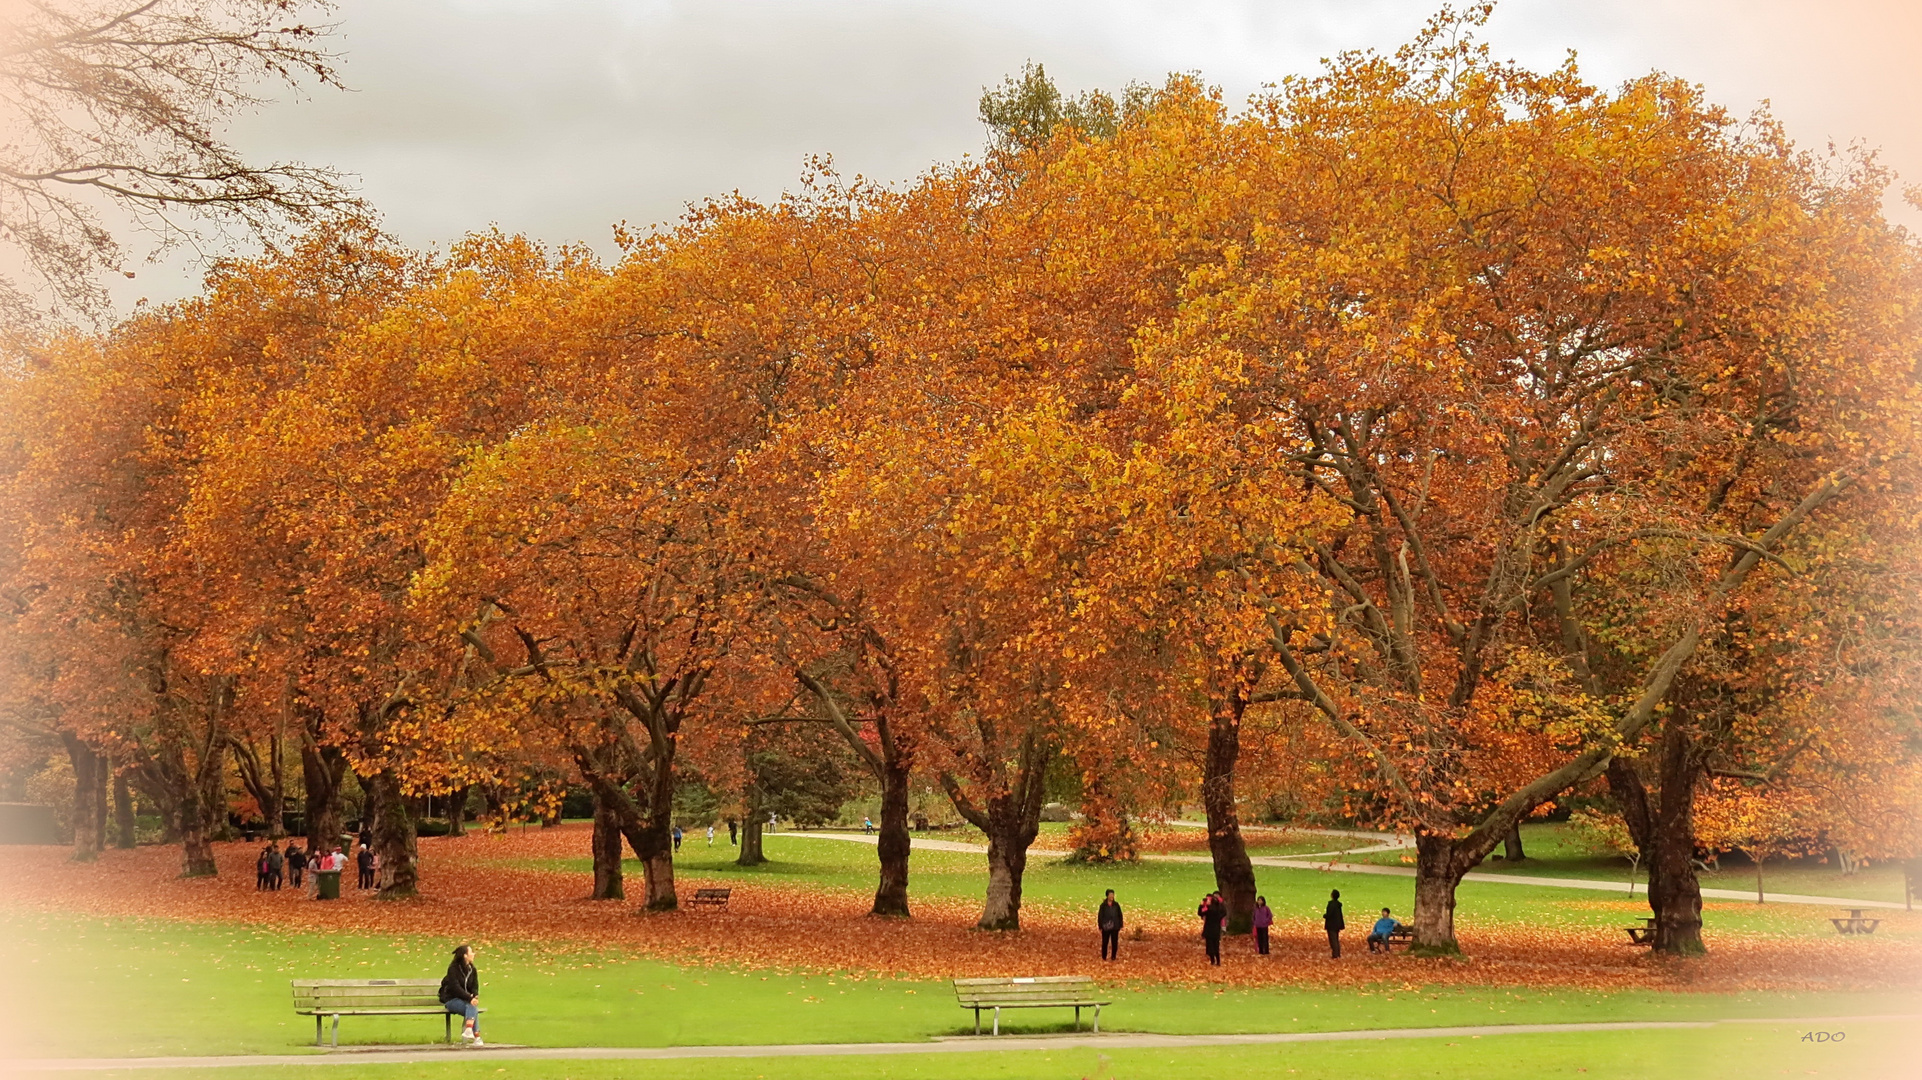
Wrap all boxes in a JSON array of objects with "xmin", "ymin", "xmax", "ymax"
[{"xmin": 445, "ymin": 998, "xmax": 478, "ymax": 1035}]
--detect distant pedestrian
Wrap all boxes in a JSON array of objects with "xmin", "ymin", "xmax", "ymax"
[
  {"xmin": 1367, "ymin": 908, "xmax": 1403, "ymax": 953},
  {"xmin": 359, "ymin": 823, "xmax": 373, "ymax": 851},
  {"xmin": 1252, "ymin": 895, "xmax": 1273, "ymax": 956},
  {"xmin": 767, "ymin": 812, "xmax": 777, "ymax": 834},
  {"xmin": 255, "ymin": 845, "xmax": 272, "ymax": 890},
  {"xmin": 266, "ymin": 841, "xmax": 285, "ymax": 891},
  {"xmin": 672, "ymin": 825, "xmax": 683, "ymax": 853},
  {"xmin": 706, "ymin": 824, "xmax": 714, "ymax": 847},
  {"xmin": 1323, "ymin": 889, "xmax": 1345, "ymax": 958},
  {"xmin": 727, "ymin": 818, "xmax": 738, "ymax": 846},
  {"xmin": 1097, "ymin": 889, "xmax": 1124, "ymax": 961},
  {"xmin": 1198, "ymin": 891, "xmax": 1227, "ymax": 966},
  {"xmin": 356, "ymin": 843, "xmax": 376, "ymax": 889},
  {"xmin": 439, "ymin": 943, "xmax": 483, "ymax": 1046},
  {"xmin": 863, "ymin": 817, "xmax": 874, "ymax": 835},
  {"xmin": 286, "ymin": 844, "xmax": 307, "ymax": 888}
]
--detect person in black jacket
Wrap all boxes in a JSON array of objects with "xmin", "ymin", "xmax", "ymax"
[
  {"xmin": 1097, "ymin": 890, "xmax": 1124, "ymax": 961},
  {"xmin": 286, "ymin": 844, "xmax": 307, "ymax": 889},
  {"xmin": 439, "ymin": 944, "xmax": 483, "ymax": 1045},
  {"xmin": 1324, "ymin": 889, "xmax": 1345, "ymax": 958},
  {"xmin": 355, "ymin": 843, "xmax": 376, "ymax": 889},
  {"xmin": 1198, "ymin": 892, "xmax": 1227, "ymax": 966}
]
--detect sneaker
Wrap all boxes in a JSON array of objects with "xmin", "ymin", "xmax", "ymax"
[
  {"xmin": 461, "ymin": 1028, "xmax": 475, "ymax": 1042},
  {"xmin": 471, "ymin": 1038, "xmax": 484, "ymax": 1047}
]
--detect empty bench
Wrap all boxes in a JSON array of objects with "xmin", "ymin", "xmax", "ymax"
[
  {"xmin": 292, "ymin": 979, "xmax": 483, "ymax": 1047},
  {"xmin": 953, "ymin": 976, "xmax": 1110, "ymax": 1035},
  {"xmin": 686, "ymin": 887, "xmax": 731, "ymax": 910}
]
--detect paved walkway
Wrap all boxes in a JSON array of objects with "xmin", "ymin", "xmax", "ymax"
[
  {"xmin": 13, "ymin": 1015, "xmax": 1912, "ymax": 1071},
  {"xmin": 782, "ymin": 832, "xmax": 1909, "ymax": 910}
]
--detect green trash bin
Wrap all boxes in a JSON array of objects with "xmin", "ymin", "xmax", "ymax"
[{"xmin": 315, "ymin": 869, "xmax": 341, "ymax": 900}]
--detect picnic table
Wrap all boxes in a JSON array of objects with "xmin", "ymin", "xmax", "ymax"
[
  {"xmin": 1830, "ymin": 908, "xmax": 1881, "ymax": 935},
  {"xmin": 952, "ymin": 976, "xmax": 1109, "ymax": 1035},
  {"xmin": 1624, "ymin": 917, "xmax": 1657, "ymax": 946}
]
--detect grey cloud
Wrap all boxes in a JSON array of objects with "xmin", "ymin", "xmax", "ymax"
[{"xmin": 110, "ymin": 0, "xmax": 1920, "ymax": 312}]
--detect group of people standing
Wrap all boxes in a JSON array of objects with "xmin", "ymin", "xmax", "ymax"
[
  {"xmin": 252, "ymin": 831, "xmax": 379, "ymax": 892},
  {"xmin": 1093, "ymin": 887, "xmax": 1406, "ymax": 964}
]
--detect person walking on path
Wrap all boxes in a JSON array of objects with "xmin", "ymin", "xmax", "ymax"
[
  {"xmin": 1368, "ymin": 908, "xmax": 1403, "ymax": 952},
  {"xmin": 438, "ymin": 944, "xmax": 484, "ymax": 1046},
  {"xmin": 706, "ymin": 824, "xmax": 714, "ymax": 847},
  {"xmin": 266, "ymin": 841, "xmax": 285, "ymax": 891},
  {"xmin": 863, "ymin": 816, "xmax": 874, "ymax": 834},
  {"xmin": 1198, "ymin": 891, "xmax": 1227, "ymax": 966},
  {"xmin": 255, "ymin": 844, "xmax": 272, "ymax": 890},
  {"xmin": 1097, "ymin": 889, "xmax": 1124, "ymax": 961},
  {"xmin": 286, "ymin": 843, "xmax": 306, "ymax": 889},
  {"xmin": 1252, "ymin": 896, "xmax": 1274, "ymax": 956},
  {"xmin": 356, "ymin": 842, "xmax": 376, "ymax": 889},
  {"xmin": 672, "ymin": 825, "xmax": 683, "ymax": 853},
  {"xmin": 1323, "ymin": 889, "xmax": 1345, "ymax": 958}
]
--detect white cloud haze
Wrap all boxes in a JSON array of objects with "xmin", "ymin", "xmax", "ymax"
[{"xmin": 111, "ymin": 0, "xmax": 1922, "ymax": 310}]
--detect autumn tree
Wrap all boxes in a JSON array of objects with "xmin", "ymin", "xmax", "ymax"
[{"xmin": 1111, "ymin": 11, "xmax": 1922, "ymax": 953}]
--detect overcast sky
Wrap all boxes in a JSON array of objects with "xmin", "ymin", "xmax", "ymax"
[{"xmin": 114, "ymin": 0, "xmax": 1922, "ymax": 310}]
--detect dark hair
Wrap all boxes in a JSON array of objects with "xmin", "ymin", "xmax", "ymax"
[
  {"xmin": 1382, "ymin": 907, "xmax": 1391, "ymax": 915},
  {"xmin": 453, "ymin": 943, "xmax": 473, "ymax": 964},
  {"xmin": 1331, "ymin": 889, "xmax": 1341, "ymax": 899},
  {"xmin": 1257, "ymin": 896, "xmax": 1266, "ymax": 904},
  {"xmin": 1105, "ymin": 889, "xmax": 1114, "ymax": 896}
]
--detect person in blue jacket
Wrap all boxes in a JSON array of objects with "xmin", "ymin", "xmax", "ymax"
[{"xmin": 1368, "ymin": 907, "xmax": 1403, "ymax": 952}]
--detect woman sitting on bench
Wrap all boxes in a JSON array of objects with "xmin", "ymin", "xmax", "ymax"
[
  {"xmin": 1367, "ymin": 908, "xmax": 1403, "ymax": 952},
  {"xmin": 439, "ymin": 944, "xmax": 484, "ymax": 1045}
]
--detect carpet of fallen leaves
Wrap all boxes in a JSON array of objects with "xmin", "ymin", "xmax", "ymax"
[{"xmin": 4, "ymin": 825, "xmax": 1916, "ymax": 994}]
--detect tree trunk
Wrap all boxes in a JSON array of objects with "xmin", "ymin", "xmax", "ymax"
[
  {"xmin": 734, "ymin": 810, "xmax": 764, "ymax": 860},
  {"xmin": 943, "ymin": 736, "xmax": 1051, "ymax": 932},
  {"xmin": 871, "ymin": 753, "xmax": 912, "ymax": 917},
  {"xmin": 112, "ymin": 766, "xmax": 137, "ymax": 848},
  {"xmin": 1203, "ymin": 700, "xmax": 1257, "ymax": 933},
  {"xmin": 367, "ymin": 769, "xmax": 419, "ymax": 899},
  {"xmin": 61, "ymin": 733, "xmax": 104, "ymax": 862},
  {"xmin": 590, "ymin": 795, "xmax": 626, "ymax": 900},
  {"xmin": 446, "ymin": 786, "xmax": 470, "ymax": 837},
  {"xmin": 1502, "ymin": 824, "xmax": 1525, "ymax": 862},
  {"xmin": 636, "ymin": 763, "xmax": 677, "ymax": 911},
  {"xmin": 301, "ymin": 739, "xmax": 348, "ymax": 855},
  {"xmin": 1410, "ymin": 831, "xmax": 1473, "ymax": 954},
  {"xmin": 1646, "ymin": 723, "xmax": 1706, "ymax": 955},
  {"xmin": 176, "ymin": 755, "xmax": 218, "ymax": 878},
  {"xmin": 979, "ymin": 829, "xmax": 1029, "ymax": 931}
]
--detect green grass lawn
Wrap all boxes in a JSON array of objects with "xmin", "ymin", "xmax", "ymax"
[
  {"xmin": 513, "ymin": 834, "xmax": 1911, "ymax": 943},
  {"xmin": 1333, "ymin": 823, "xmax": 1912, "ymax": 905},
  {"xmin": 3, "ymin": 907, "xmax": 1916, "ymax": 1060},
  {"xmin": 11, "ymin": 1020, "xmax": 1910, "ymax": 1079}
]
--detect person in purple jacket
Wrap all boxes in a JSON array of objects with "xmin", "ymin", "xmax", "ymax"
[{"xmin": 1251, "ymin": 895, "xmax": 1274, "ymax": 955}]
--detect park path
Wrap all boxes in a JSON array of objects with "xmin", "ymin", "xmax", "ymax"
[
  {"xmin": 9, "ymin": 1015, "xmax": 1908, "ymax": 1072},
  {"xmin": 783, "ymin": 831, "xmax": 1910, "ymax": 910}
]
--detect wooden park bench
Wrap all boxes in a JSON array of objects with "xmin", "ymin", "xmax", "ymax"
[
  {"xmin": 1624, "ymin": 918, "xmax": 1657, "ymax": 946},
  {"xmin": 1830, "ymin": 908, "xmax": 1882, "ymax": 935},
  {"xmin": 953, "ymin": 976, "xmax": 1110, "ymax": 1035},
  {"xmin": 292, "ymin": 979, "xmax": 483, "ymax": 1047},
  {"xmin": 1377, "ymin": 926, "xmax": 1415, "ymax": 951},
  {"xmin": 686, "ymin": 887, "xmax": 731, "ymax": 910}
]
